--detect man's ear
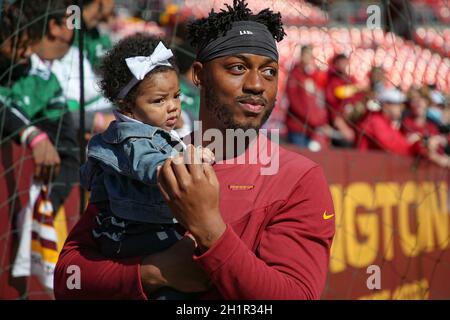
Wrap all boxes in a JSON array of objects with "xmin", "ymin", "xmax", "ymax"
[{"xmin": 191, "ymin": 61, "xmax": 204, "ymax": 88}]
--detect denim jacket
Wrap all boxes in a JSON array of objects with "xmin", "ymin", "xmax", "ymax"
[{"xmin": 80, "ymin": 120, "xmax": 184, "ymax": 224}]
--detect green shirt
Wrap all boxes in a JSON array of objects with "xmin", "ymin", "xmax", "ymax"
[
  {"xmin": 0, "ymin": 57, "xmax": 79, "ymax": 160},
  {"xmin": 49, "ymin": 46, "xmax": 111, "ymax": 113},
  {"xmin": 0, "ymin": 59, "xmax": 67, "ymax": 124},
  {"xmin": 73, "ymin": 27, "xmax": 112, "ymax": 70}
]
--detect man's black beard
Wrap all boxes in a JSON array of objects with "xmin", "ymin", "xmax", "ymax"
[
  {"xmin": 203, "ymin": 84, "xmax": 274, "ymax": 132},
  {"xmin": 0, "ymin": 54, "xmax": 30, "ymax": 86}
]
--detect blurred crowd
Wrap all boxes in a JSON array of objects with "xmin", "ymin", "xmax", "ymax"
[
  {"xmin": 0, "ymin": 0, "xmax": 449, "ymax": 218},
  {"xmin": 285, "ymin": 45, "xmax": 450, "ymax": 168}
]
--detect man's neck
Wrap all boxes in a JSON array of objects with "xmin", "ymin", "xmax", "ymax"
[
  {"xmin": 414, "ymin": 115, "xmax": 426, "ymax": 126},
  {"xmin": 192, "ymin": 114, "xmax": 257, "ymax": 162}
]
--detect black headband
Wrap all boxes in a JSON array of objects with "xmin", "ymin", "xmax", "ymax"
[{"xmin": 196, "ymin": 21, "xmax": 279, "ymax": 63}]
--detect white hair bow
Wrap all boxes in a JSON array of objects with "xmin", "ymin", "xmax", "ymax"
[
  {"xmin": 125, "ymin": 41, "xmax": 173, "ymax": 80},
  {"xmin": 117, "ymin": 41, "xmax": 173, "ymax": 99}
]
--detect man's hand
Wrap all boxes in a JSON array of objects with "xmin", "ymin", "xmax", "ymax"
[
  {"xmin": 157, "ymin": 145, "xmax": 226, "ymax": 252},
  {"xmin": 407, "ymin": 132, "xmax": 422, "ymax": 144},
  {"xmin": 427, "ymin": 135, "xmax": 446, "ymax": 152},
  {"xmin": 334, "ymin": 116, "xmax": 355, "ymax": 143},
  {"xmin": 140, "ymin": 236, "xmax": 212, "ymax": 295},
  {"xmin": 31, "ymin": 137, "xmax": 61, "ymax": 183}
]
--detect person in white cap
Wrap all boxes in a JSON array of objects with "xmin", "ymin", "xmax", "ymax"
[
  {"xmin": 356, "ymin": 88, "xmax": 421, "ymax": 155},
  {"xmin": 401, "ymin": 87, "xmax": 450, "ymax": 168},
  {"xmin": 428, "ymin": 89, "xmax": 449, "ymax": 130},
  {"xmin": 356, "ymin": 88, "xmax": 450, "ymax": 168}
]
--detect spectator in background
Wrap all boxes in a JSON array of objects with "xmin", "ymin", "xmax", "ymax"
[
  {"xmin": 358, "ymin": 66, "xmax": 387, "ymax": 119},
  {"xmin": 100, "ymin": 0, "xmax": 116, "ymax": 24},
  {"xmin": 325, "ymin": 54, "xmax": 365, "ymax": 147},
  {"xmin": 286, "ymin": 45, "xmax": 331, "ymax": 150},
  {"xmin": 33, "ymin": 0, "xmax": 115, "ymax": 136},
  {"xmin": 402, "ymin": 87, "xmax": 440, "ymax": 141},
  {"xmin": 0, "ymin": 3, "xmax": 61, "ymax": 182},
  {"xmin": 368, "ymin": 66, "xmax": 387, "ymax": 96},
  {"xmin": 402, "ymin": 87, "xmax": 450, "ymax": 167},
  {"xmin": 17, "ymin": 0, "xmax": 81, "ymax": 212},
  {"xmin": 430, "ymin": 90, "xmax": 450, "ymax": 155},
  {"xmin": 356, "ymin": 88, "xmax": 419, "ymax": 156},
  {"xmin": 428, "ymin": 88, "xmax": 449, "ymax": 134},
  {"xmin": 72, "ymin": 0, "xmax": 114, "ymax": 70}
]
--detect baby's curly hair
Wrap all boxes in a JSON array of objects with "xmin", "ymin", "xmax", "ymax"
[
  {"xmin": 187, "ymin": 0, "xmax": 286, "ymax": 52},
  {"xmin": 98, "ymin": 33, "xmax": 178, "ymax": 111}
]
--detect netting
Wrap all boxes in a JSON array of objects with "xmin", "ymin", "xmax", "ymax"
[{"xmin": 0, "ymin": 0, "xmax": 449, "ymax": 300}]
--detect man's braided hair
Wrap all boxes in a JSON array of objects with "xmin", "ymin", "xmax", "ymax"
[{"xmin": 187, "ymin": 0, "xmax": 286, "ymax": 51}]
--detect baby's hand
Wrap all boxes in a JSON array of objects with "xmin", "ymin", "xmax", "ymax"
[
  {"xmin": 199, "ymin": 146, "xmax": 215, "ymax": 165},
  {"xmin": 182, "ymin": 145, "xmax": 215, "ymax": 164}
]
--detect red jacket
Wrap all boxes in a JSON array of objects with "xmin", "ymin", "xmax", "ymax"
[
  {"xmin": 402, "ymin": 116, "xmax": 445, "ymax": 155},
  {"xmin": 356, "ymin": 112, "xmax": 417, "ymax": 156},
  {"xmin": 325, "ymin": 69, "xmax": 364, "ymax": 122},
  {"xmin": 286, "ymin": 65, "xmax": 328, "ymax": 136},
  {"xmin": 401, "ymin": 115, "xmax": 440, "ymax": 138},
  {"xmin": 54, "ymin": 141, "xmax": 335, "ymax": 300}
]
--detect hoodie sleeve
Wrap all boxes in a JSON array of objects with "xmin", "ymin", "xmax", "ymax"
[{"xmin": 54, "ymin": 204, "xmax": 148, "ymax": 300}]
